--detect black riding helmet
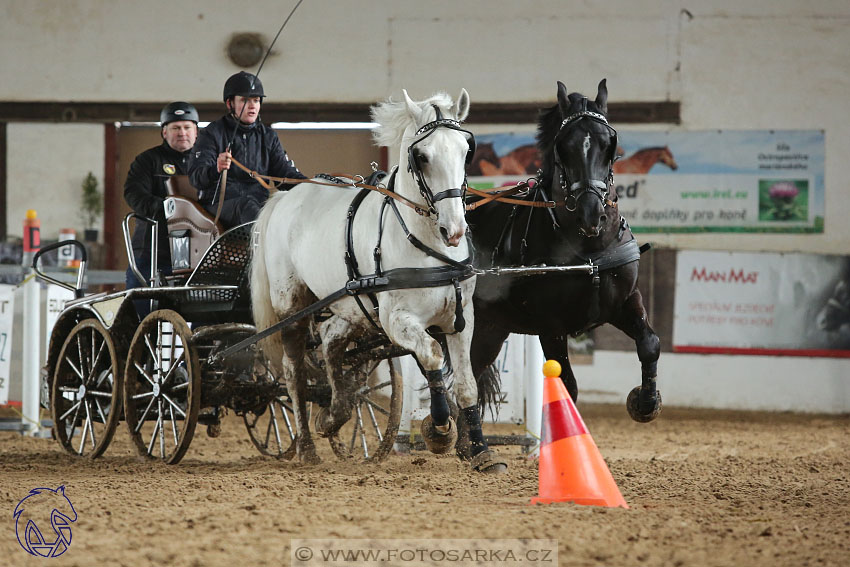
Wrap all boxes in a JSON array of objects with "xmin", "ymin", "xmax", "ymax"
[
  {"xmin": 223, "ymin": 71, "xmax": 265, "ymax": 101},
  {"xmin": 160, "ymin": 101, "xmax": 199, "ymax": 125}
]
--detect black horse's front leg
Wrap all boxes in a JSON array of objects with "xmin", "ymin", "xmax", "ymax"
[
  {"xmin": 538, "ymin": 334, "xmax": 578, "ymax": 402},
  {"xmin": 611, "ymin": 290, "xmax": 662, "ymax": 422}
]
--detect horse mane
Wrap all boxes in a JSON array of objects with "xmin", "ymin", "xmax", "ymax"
[
  {"xmin": 535, "ymin": 103, "xmax": 561, "ymax": 174},
  {"xmin": 535, "ymin": 90, "xmax": 607, "ymax": 184},
  {"xmin": 370, "ymin": 91, "xmax": 456, "ymax": 148}
]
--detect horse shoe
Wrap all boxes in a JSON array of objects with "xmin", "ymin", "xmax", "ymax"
[
  {"xmin": 470, "ymin": 449, "xmax": 508, "ymax": 474},
  {"xmin": 419, "ymin": 415, "xmax": 458, "ymax": 454}
]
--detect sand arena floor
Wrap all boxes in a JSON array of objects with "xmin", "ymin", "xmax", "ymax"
[{"xmin": 1, "ymin": 404, "xmax": 848, "ymax": 567}]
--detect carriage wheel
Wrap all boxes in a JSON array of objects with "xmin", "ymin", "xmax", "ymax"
[
  {"xmin": 242, "ymin": 351, "xmax": 297, "ymax": 458},
  {"xmin": 243, "ymin": 396, "xmax": 297, "ymax": 459},
  {"xmin": 123, "ymin": 309, "xmax": 200, "ymax": 464},
  {"xmin": 325, "ymin": 358, "xmax": 403, "ymax": 462},
  {"xmin": 51, "ymin": 319, "xmax": 122, "ymax": 458}
]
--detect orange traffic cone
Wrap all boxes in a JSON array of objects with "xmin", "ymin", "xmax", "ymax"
[{"xmin": 531, "ymin": 360, "xmax": 629, "ymax": 508}]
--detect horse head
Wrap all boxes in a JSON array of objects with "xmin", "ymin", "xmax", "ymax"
[
  {"xmin": 371, "ymin": 89, "xmax": 474, "ymax": 247},
  {"xmin": 660, "ymin": 146, "xmax": 679, "ymax": 170},
  {"xmin": 538, "ymin": 79, "xmax": 618, "ymax": 240}
]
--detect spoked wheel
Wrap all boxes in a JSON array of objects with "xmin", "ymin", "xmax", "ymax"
[
  {"xmin": 123, "ymin": 309, "xmax": 200, "ymax": 464},
  {"xmin": 244, "ymin": 396, "xmax": 297, "ymax": 459},
  {"xmin": 51, "ymin": 319, "xmax": 122, "ymax": 458},
  {"xmin": 324, "ymin": 358, "xmax": 403, "ymax": 462}
]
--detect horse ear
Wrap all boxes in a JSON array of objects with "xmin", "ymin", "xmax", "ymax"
[
  {"xmin": 595, "ymin": 78, "xmax": 608, "ymax": 114},
  {"xmin": 402, "ymin": 89, "xmax": 422, "ymax": 122},
  {"xmin": 556, "ymin": 81, "xmax": 570, "ymax": 118},
  {"xmin": 455, "ymin": 88, "xmax": 470, "ymax": 122}
]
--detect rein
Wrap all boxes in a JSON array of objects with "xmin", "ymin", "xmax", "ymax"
[{"xmin": 229, "ymin": 155, "xmax": 434, "ymax": 216}]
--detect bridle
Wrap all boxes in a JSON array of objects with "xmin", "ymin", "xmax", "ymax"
[
  {"xmin": 553, "ymin": 98, "xmax": 618, "ymax": 212},
  {"xmin": 407, "ymin": 105, "xmax": 476, "ymax": 216}
]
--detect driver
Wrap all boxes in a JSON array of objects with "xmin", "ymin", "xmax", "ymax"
[{"xmin": 188, "ymin": 71, "xmax": 306, "ymax": 228}]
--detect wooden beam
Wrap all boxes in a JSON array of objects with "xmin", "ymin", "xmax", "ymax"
[
  {"xmin": 103, "ymin": 124, "xmax": 118, "ymax": 269},
  {"xmin": 0, "ymin": 100, "xmax": 680, "ymax": 125}
]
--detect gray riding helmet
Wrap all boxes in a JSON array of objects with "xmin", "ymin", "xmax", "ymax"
[{"xmin": 160, "ymin": 101, "xmax": 199, "ymax": 125}]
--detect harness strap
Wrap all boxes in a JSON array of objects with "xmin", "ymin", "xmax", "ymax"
[
  {"xmin": 465, "ymin": 184, "xmax": 556, "ymax": 210},
  {"xmin": 387, "ymin": 199, "xmax": 472, "ymax": 271},
  {"xmin": 344, "ymin": 188, "xmax": 381, "ymax": 329},
  {"xmin": 211, "ymin": 261, "xmax": 475, "ymax": 364}
]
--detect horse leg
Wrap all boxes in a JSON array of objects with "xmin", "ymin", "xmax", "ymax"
[
  {"xmin": 314, "ymin": 315, "xmax": 357, "ymax": 437},
  {"xmin": 455, "ymin": 321, "xmax": 510, "ymax": 460},
  {"xmin": 280, "ymin": 321, "xmax": 322, "ymax": 464},
  {"xmin": 447, "ymin": 323, "xmax": 508, "ymax": 474},
  {"xmin": 610, "ymin": 290, "xmax": 662, "ymax": 422},
  {"xmin": 383, "ymin": 310, "xmax": 457, "ymax": 454},
  {"xmin": 268, "ymin": 277, "xmax": 321, "ymax": 465},
  {"xmin": 538, "ymin": 334, "xmax": 579, "ymax": 402}
]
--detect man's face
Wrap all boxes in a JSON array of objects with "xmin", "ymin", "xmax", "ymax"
[
  {"xmin": 229, "ymin": 96, "xmax": 262, "ymax": 124},
  {"xmin": 162, "ymin": 120, "xmax": 197, "ymax": 152}
]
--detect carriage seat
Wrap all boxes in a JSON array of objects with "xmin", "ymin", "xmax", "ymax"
[{"xmin": 164, "ymin": 175, "xmax": 223, "ymax": 275}]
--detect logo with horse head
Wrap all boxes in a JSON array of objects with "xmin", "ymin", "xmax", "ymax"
[{"xmin": 13, "ymin": 486, "xmax": 77, "ymax": 557}]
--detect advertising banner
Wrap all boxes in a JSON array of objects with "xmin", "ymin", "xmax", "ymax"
[
  {"xmin": 673, "ymin": 251, "xmax": 850, "ymax": 357},
  {"xmin": 0, "ymin": 285, "xmax": 14, "ymax": 404},
  {"xmin": 468, "ymin": 129, "xmax": 824, "ymax": 233}
]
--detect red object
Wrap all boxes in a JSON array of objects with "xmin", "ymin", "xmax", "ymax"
[
  {"xmin": 530, "ymin": 370, "xmax": 629, "ymax": 508},
  {"xmin": 23, "ymin": 210, "xmax": 40, "ymax": 253}
]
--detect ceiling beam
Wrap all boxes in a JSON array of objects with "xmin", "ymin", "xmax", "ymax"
[{"xmin": 0, "ymin": 100, "xmax": 680, "ymax": 125}]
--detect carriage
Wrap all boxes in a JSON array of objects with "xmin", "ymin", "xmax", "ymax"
[
  {"xmin": 34, "ymin": 81, "xmax": 661, "ymax": 470},
  {"xmin": 34, "ymin": 206, "xmax": 406, "ymax": 465}
]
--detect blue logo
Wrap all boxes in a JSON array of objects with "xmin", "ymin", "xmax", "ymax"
[{"xmin": 13, "ymin": 486, "xmax": 77, "ymax": 557}]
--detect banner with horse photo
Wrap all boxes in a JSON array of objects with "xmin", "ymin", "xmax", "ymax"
[
  {"xmin": 468, "ymin": 129, "xmax": 824, "ymax": 233},
  {"xmin": 673, "ymin": 250, "xmax": 850, "ymax": 357}
]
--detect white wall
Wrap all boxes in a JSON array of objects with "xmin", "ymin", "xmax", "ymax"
[
  {"xmin": 3, "ymin": 1, "xmax": 849, "ymax": 250},
  {"xmin": 580, "ymin": 351, "xmax": 850, "ymax": 414},
  {"xmin": 7, "ymin": 124, "xmax": 105, "ymax": 241}
]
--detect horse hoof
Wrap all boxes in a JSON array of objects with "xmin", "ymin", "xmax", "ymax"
[
  {"xmin": 313, "ymin": 407, "xmax": 332, "ymax": 437},
  {"xmin": 314, "ymin": 406, "xmax": 347, "ymax": 437},
  {"xmin": 470, "ymin": 450, "xmax": 508, "ymax": 474},
  {"xmin": 420, "ymin": 415, "xmax": 457, "ymax": 454},
  {"xmin": 627, "ymin": 386, "xmax": 662, "ymax": 423},
  {"xmin": 298, "ymin": 449, "xmax": 322, "ymax": 465},
  {"xmin": 301, "ymin": 454, "xmax": 322, "ymax": 465},
  {"xmin": 206, "ymin": 423, "xmax": 221, "ymax": 438}
]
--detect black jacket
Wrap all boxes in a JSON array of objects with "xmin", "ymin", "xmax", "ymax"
[
  {"xmin": 124, "ymin": 141, "xmax": 191, "ymax": 262},
  {"xmin": 188, "ymin": 114, "xmax": 306, "ymax": 206}
]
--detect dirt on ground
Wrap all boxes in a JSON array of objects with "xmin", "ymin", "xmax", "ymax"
[{"xmin": 1, "ymin": 404, "xmax": 848, "ymax": 567}]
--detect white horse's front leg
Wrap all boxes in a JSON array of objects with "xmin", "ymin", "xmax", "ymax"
[
  {"xmin": 446, "ymin": 302, "xmax": 508, "ymax": 474},
  {"xmin": 383, "ymin": 308, "xmax": 457, "ymax": 454}
]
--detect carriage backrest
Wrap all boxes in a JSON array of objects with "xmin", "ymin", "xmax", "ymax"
[
  {"xmin": 185, "ymin": 222, "xmax": 253, "ymax": 291},
  {"xmin": 164, "ymin": 175, "xmax": 223, "ymax": 275}
]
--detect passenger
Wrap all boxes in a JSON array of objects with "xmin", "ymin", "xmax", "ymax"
[
  {"xmin": 189, "ymin": 71, "xmax": 306, "ymax": 228},
  {"xmin": 124, "ymin": 101, "xmax": 199, "ymax": 318}
]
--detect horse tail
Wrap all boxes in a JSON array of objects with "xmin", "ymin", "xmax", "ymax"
[
  {"xmin": 476, "ymin": 362, "xmax": 502, "ymax": 421},
  {"xmin": 250, "ymin": 196, "xmax": 283, "ymax": 373}
]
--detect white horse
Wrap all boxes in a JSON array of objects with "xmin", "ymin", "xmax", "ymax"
[{"xmin": 251, "ymin": 89, "xmax": 506, "ymax": 472}]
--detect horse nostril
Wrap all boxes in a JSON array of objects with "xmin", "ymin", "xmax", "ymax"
[
  {"xmin": 599, "ymin": 214, "xmax": 607, "ymax": 224},
  {"xmin": 439, "ymin": 226, "xmax": 449, "ymax": 243}
]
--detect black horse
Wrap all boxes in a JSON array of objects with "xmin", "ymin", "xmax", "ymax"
[{"xmin": 466, "ymin": 79, "xmax": 662, "ymax": 426}]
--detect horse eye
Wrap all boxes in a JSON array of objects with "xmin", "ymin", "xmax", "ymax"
[{"xmin": 415, "ymin": 150, "xmax": 429, "ymax": 165}]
